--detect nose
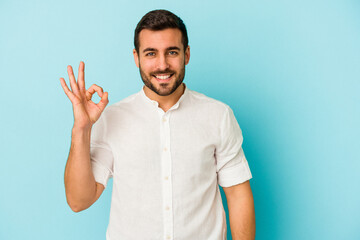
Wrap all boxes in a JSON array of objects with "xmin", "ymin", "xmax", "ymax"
[{"xmin": 156, "ymin": 54, "xmax": 170, "ymax": 71}]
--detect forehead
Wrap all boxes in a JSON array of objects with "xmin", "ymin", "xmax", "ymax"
[{"xmin": 138, "ymin": 28, "xmax": 183, "ymax": 51}]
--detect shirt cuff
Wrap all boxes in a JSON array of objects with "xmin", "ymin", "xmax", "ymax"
[
  {"xmin": 217, "ymin": 157, "xmax": 252, "ymax": 187},
  {"xmin": 91, "ymin": 161, "xmax": 112, "ymax": 188}
]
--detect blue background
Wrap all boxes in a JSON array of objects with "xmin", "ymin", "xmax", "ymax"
[{"xmin": 1, "ymin": 0, "xmax": 359, "ymax": 239}]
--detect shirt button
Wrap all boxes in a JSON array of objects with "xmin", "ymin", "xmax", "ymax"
[
  {"xmin": 165, "ymin": 206, "xmax": 170, "ymax": 210},
  {"xmin": 166, "ymin": 236, "xmax": 171, "ymax": 240},
  {"xmin": 162, "ymin": 117, "xmax": 167, "ymax": 122},
  {"xmin": 163, "ymin": 147, "xmax": 168, "ymax": 152},
  {"xmin": 164, "ymin": 176, "xmax": 169, "ymax": 180}
]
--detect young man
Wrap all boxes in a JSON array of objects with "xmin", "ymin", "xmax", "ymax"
[{"xmin": 60, "ymin": 9, "xmax": 255, "ymax": 240}]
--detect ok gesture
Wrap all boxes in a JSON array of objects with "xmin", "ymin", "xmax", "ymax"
[{"xmin": 60, "ymin": 61, "xmax": 109, "ymax": 130}]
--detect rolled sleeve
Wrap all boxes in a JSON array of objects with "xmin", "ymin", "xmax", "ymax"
[
  {"xmin": 90, "ymin": 145, "xmax": 113, "ymax": 188},
  {"xmin": 90, "ymin": 113, "xmax": 114, "ymax": 188},
  {"xmin": 215, "ymin": 106, "xmax": 252, "ymax": 187}
]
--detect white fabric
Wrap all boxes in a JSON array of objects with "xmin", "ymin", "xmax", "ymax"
[{"xmin": 90, "ymin": 84, "xmax": 252, "ymax": 240}]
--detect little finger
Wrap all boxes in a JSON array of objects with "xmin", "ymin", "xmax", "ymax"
[{"xmin": 60, "ymin": 78, "xmax": 78, "ymax": 104}]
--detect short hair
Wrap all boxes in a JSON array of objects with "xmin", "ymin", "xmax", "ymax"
[{"xmin": 134, "ymin": 9, "xmax": 188, "ymax": 53}]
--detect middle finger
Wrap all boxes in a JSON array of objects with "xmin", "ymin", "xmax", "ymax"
[{"xmin": 67, "ymin": 65, "xmax": 80, "ymax": 96}]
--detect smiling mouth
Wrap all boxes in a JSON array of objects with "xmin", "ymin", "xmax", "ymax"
[{"xmin": 153, "ymin": 73, "xmax": 174, "ymax": 82}]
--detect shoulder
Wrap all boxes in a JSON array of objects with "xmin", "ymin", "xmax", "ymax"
[
  {"xmin": 102, "ymin": 92, "xmax": 140, "ymax": 115},
  {"xmin": 92, "ymin": 92, "xmax": 141, "ymax": 135},
  {"xmin": 94, "ymin": 91, "xmax": 142, "ymax": 126},
  {"xmin": 186, "ymin": 89, "xmax": 231, "ymax": 114}
]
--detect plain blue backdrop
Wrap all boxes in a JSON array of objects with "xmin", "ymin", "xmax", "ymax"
[{"xmin": 1, "ymin": 0, "xmax": 359, "ymax": 239}]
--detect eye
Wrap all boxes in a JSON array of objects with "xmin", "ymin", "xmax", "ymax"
[
  {"xmin": 145, "ymin": 52, "xmax": 155, "ymax": 56},
  {"xmin": 169, "ymin": 51, "xmax": 178, "ymax": 55}
]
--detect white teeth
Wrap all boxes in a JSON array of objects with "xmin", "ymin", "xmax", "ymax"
[{"xmin": 155, "ymin": 74, "xmax": 171, "ymax": 80}]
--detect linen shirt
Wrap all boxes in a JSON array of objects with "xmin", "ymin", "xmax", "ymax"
[{"xmin": 90, "ymin": 84, "xmax": 252, "ymax": 240}]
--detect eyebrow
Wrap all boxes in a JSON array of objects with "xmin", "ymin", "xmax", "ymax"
[{"xmin": 142, "ymin": 46, "xmax": 181, "ymax": 53}]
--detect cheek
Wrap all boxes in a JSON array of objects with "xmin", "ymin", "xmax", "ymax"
[
  {"xmin": 140, "ymin": 60, "xmax": 154, "ymax": 72},
  {"xmin": 168, "ymin": 58, "xmax": 183, "ymax": 68}
]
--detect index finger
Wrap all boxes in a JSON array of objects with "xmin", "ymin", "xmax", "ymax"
[{"xmin": 77, "ymin": 61, "xmax": 85, "ymax": 92}]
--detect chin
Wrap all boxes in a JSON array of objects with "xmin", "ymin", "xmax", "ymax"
[{"xmin": 156, "ymin": 87, "xmax": 175, "ymax": 96}]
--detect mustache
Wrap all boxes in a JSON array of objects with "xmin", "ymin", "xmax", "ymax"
[{"xmin": 151, "ymin": 70, "xmax": 175, "ymax": 75}]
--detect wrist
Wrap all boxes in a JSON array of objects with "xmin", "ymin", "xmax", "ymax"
[
  {"xmin": 71, "ymin": 126, "xmax": 92, "ymax": 140},
  {"xmin": 72, "ymin": 123, "xmax": 92, "ymax": 133}
]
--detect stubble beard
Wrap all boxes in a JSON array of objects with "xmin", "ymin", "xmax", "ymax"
[{"xmin": 139, "ymin": 62, "xmax": 186, "ymax": 96}]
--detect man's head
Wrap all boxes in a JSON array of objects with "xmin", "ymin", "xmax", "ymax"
[{"xmin": 133, "ymin": 10, "xmax": 190, "ymax": 97}]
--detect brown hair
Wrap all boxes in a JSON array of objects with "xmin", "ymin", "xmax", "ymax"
[{"xmin": 134, "ymin": 9, "xmax": 188, "ymax": 53}]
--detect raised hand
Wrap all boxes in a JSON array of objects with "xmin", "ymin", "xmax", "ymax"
[{"xmin": 60, "ymin": 61, "xmax": 109, "ymax": 130}]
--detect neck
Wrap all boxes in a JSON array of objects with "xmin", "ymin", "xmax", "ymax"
[{"xmin": 143, "ymin": 83, "xmax": 185, "ymax": 112}]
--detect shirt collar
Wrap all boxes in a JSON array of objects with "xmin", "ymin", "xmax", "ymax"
[{"xmin": 139, "ymin": 83, "xmax": 189, "ymax": 111}]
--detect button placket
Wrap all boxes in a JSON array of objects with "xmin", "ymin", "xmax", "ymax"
[{"xmin": 160, "ymin": 111, "xmax": 173, "ymax": 240}]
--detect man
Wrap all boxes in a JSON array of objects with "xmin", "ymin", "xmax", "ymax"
[{"xmin": 60, "ymin": 9, "xmax": 255, "ymax": 240}]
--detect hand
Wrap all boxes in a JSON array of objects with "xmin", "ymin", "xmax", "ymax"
[{"xmin": 60, "ymin": 61, "xmax": 109, "ymax": 130}]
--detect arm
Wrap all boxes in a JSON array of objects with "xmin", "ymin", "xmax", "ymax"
[
  {"xmin": 223, "ymin": 180, "xmax": 255, "ymax": 240},
  {"xmin": 60, "ymin": 61, "xmax": 109, "ymax": 212},
  {"xmin": 64, "ymin": 127, "xmax": 104, "ymax": 212}
]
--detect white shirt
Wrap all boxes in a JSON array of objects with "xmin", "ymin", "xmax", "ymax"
[{"xmin": 90, "ymin": 84, "xmax": 252, "ymax": 240}]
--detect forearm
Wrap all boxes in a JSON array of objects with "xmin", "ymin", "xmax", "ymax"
[
  {"xmin": 224, "ymin": 181, "xmax": 256, "ymax": 240},
  {"xmin": 228, "ymin": 198, "xmax": 256, "ymax": 240},
  {"xmin": 64, "ymin": 127, "xmax": 97, "ymax": 212}
]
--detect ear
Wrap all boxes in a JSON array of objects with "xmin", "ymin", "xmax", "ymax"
[
  {"xmin": 185, "ymin": 45, "xmax": 190, "ymax": 65},
  {"xmin": 133, "ymin": 49, "xmax": 139, "ymax": 68}
]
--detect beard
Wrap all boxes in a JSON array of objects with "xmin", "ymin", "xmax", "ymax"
[{"xmin": 139, "ymin": 61, "xmax": 186, "ymax": 96}]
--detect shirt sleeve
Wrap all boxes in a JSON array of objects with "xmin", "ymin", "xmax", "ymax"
[
  {"xmin": 215, "ymin": 105, "xmax": 252, "ymax": 187},
  {"xmin": 90, "ymin": 112, "xmax": 114, "ymax": 188}
]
